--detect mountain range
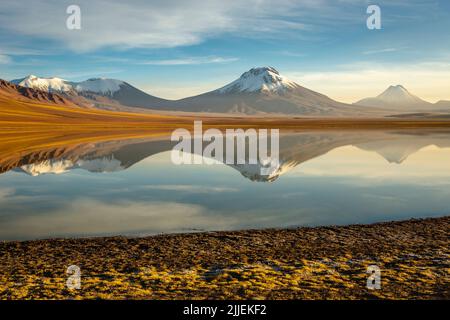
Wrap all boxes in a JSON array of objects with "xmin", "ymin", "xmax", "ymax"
[
  {"xmin": 7, "ymin": 67, "xmax": 450, "ymax": 116},
  {"xmin": 0, "ymin": 79, "xmax": 78, "ymax": 107},
  {"xmin": 11, "ymin": 75, "xmax": 168, "ymax": 111}
]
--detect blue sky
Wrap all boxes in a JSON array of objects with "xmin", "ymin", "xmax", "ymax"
[{"xmin": 0, "ymin": 0, "xmax": 449, "ymax": 102}]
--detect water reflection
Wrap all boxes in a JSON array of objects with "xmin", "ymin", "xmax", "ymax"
[{"xmin": 0, "ymin": 129, "xmax": 449, "ymax": 240}]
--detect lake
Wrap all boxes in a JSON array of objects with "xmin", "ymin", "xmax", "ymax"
[{"xmin": 1, "ymin": 129, "xmax": 449, "ymax": 240}]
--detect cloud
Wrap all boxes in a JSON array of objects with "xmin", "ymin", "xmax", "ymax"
[
  {"xmin": 363, "ymin": 48, "xmax": 399, "ymax": 55},
  {"xmin": 0, "ymin": 47, "xmax": 49, "ymax": 56},
  {"xmin": 142, "ymin": 184, "xmax": 239, "ymax": 193},
  {"xmin": 0, "ymin": 0, "xmax": 317, "ymax": 52},
  {"xmin": 16, "ymin": 0, "xmax": 426, "ymax": 53},
  {"xmin": 142, "ymin": 56, "xmax": 238, "ymax": 66},
  {"xmin": 277, "ymin": 50, "xmax": 306, "ymax": 57},
  {"xmin": 57, "ymin": 69, "xmax": 124, "ymax": 80},
  {"xmin": 0, "ymin": 187, "xmax": 15, "ymax": 199},
  {"xmin": 0, "ymin": 0, "xmax": 442, "ymax": 54},
  {"xmin": 0, "ymin": 199, "xmax": 239, "ymax": 239},
  {"xmin": 0, "ymin": 54, "xmax": 11, "ymax": 64}
]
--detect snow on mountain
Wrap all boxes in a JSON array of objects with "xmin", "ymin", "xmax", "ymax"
[
  {"xmin": 9, "ymin": 69, "xmax": 392, "ymax": 115},
  {"xmin": 10, "ymin": 75, "xmax": 168, "ymax": 109},
  {"xmin": 173, "ymin": 66, "xmax": 378, "ymax": 116},
  {"xmin": 75, "ymin": 78, "xmax": 125, "ymax": 95},
  {"xmin": 215, "ymin": 67, "xmax": 299, "ymax": 94},
  {"xmin": 230, "ymin": 160, "xmax": 298, "ymax": 182},
  {"xmin": 11, "ymin": 75, "xmax": 74, "ymax": 93},
  {"xmin": 11, "ymin": 75, "xmax": 125, "ymax": 95},
  {"xmin": 19, "ymin": 159, "xmax": 75, "ymax": 176},
  {"xmin": 355, "ymin": 85, "xmax": 431, "ymax": 109},
  {"xmin": 18, "ymin": 157, "xmax": 124, "ymax": 176},
  {"xmin": 0, "ymin": 79, "xmax": 80, "ymax": 107}
]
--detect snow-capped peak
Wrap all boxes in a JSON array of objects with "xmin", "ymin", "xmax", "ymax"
[
  {"xmin": 230, "ymin": 159, "xmax": 298, "ymax": 182},
  {"xmin": 11, "ymin": 75, "xmax": 74, "ymax": 93},
  {"xmin": 75, "ymin": 78, "xmax": 125, "ymax": 95},
  {"xmin": 10, "ymin": 75, "xmax": 126, "ymax": 96},
  {"xmin": 216, "ymin": 67, "xmax": 299, "ymax": 94},
  {"xmin": 17, "ymin": 157, "xmax": 124, "ymax": 176}
]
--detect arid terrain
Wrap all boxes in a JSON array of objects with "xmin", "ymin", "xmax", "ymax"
[
  {"xmin": 1, "ymin": 78, "xmax": 450, "ymax": 300},
  {"xmin": 0, "ymin": 217, "xmax": 448, "ymax": 299},
  {"xmin": 2, "ymin": 0, "xmax": 450, "ymax": 304}
]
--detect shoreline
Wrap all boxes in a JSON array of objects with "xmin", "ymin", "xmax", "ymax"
[
  {"xmin": 1, "ymin": 215, "xmax": 449, "ymax": 243},
  {"xmin": 1, "ymin": 216, "xmax": 448, "ymax": 299}
]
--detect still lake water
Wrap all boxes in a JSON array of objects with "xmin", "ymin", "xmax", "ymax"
[{"xmin": 1, "ymin": 129, "xmax": 450, "ymax": 240}]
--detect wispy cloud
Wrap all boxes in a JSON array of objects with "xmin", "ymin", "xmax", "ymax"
[
  {"xmin": 0, "ymin": 47, "xmax": 49, "ymax": 56},
  {"xmin": 56, "ymin": 69, "xmax": 124, "ymax": 80},
  {"xmin": 277, "ymin": 50, "xmax": 305, "ymax": 57},
  {"xmin": 0, "ymin": 187, "xmax": 15, "ymax": 199},
  {"xmin": 142, "ymin": 184, "xmax": 239, "ymax": 193},
  {"xmin": 363, "ymin": 48, "xmax": 399, "ymax": 55},
  {"xmin": 142, "ymin": 56, "xmax": 238, "ymax": 66},
  {"xmin": 0, "ymin": 198, "xmax": 238, "ymax": 239},
  {"xmin": 0, "ymin": 0, "xmax": 351, "ymax": 52},
  {"xmin": 0, "ymin": 54, "xmax": 12, "ymax": 64}
]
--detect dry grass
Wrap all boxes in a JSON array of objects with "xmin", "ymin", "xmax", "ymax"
[
  {"xmin": 1, "ymin": 217, "xmax": 448, "ymax": 300},
  {"xmin": 3, "ymin": 95, "xmax": 450, "ymax": 132}
]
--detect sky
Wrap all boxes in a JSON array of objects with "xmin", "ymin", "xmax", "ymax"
[{"xmin": 0, "ymin": 0, "xmax": 449, "ymax": 103}]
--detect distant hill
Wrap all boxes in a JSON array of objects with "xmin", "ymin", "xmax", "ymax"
[
  {"xmin": 354, "ymin": 85, "xmax": 432, "ymax": 110},
  {"xmin": 434, "ymin": 100, "xmax": 450, "ymax": 109}
]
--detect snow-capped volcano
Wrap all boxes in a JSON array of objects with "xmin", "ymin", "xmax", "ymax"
[
  {"xmin": 11, "ymin": 75, "xmax": 125, "ymax": 95},
  {"xmin": 215, "ymin": 67, "xmax": 299, "ymax": 94},
  {"xmin": 17, "ymin": 157, "xmax": 125, "ymax": 176},
  {"xmin": 355, "ymin": 85, "xmax": 432, "ymax": 109},
  {"xmin": 230, "ymin": 160, "xmax": 298, "ymax": 182},
  {"xmin": 11, "ymin": 75, "xmax": 74, "ymax": 93},
  {"xmin": 173, "ymin": 66, "xmax": 374, "ymax": 115},
  {"xmin": 11, "ymin": 75, "xmax": 169, "ymax": 110}
]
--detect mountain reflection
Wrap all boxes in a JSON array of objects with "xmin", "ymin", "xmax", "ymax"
[
  {"xmin": 2, "ymin": 129, "xmax": 450, "ymax": 240},
  {"xmin": 2, "ymin": 129, "xmax": 450, "ymax": 182}
]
